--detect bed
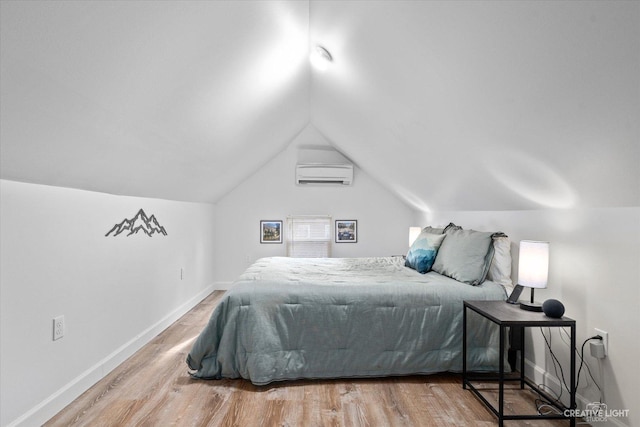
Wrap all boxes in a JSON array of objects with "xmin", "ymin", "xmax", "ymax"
[{"xmin": 187, "ymin": 227, "xmax": 512, "ymax": 385}]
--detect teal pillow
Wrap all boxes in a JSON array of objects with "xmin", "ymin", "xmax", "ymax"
[{"xmin": 405, "ymin": 232, "xmax": 447, "ymax": 273}]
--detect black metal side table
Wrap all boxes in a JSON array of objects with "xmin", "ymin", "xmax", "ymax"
[{"xmin": 463, "ymin": 300, "xmax": 576, "ymax": 427}]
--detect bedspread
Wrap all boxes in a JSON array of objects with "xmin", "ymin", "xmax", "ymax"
[{"xmin": 187, "ymin": 257, "xmax": 507, "ymax": 385}]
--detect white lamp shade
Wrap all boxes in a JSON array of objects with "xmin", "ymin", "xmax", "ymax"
[
  {"xmin": 517, "ymin": 240, "xmax": 549, "ymax": 289},
  {"xmin": 409, "ymin": 227, "xmax": 422, "ymax": 247}
]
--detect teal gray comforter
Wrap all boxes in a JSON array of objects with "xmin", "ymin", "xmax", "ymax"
[{"xmin": 187, "ymin": 257, "xmax": 507, "ymax": 385}]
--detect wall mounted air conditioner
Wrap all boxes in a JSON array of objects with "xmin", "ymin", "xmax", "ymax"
[{"xmin": 296, "ymin": 163, "xmax": 353, "ymax": 185}]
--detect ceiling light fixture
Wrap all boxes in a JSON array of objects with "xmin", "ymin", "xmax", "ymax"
[{"xmin": 310, "ymin": 45, "xmax": 332, "ymax": 71}]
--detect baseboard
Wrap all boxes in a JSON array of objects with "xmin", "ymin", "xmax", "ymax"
[
  {"xmin": 523, "ymin": 358, "xmax": 628, "ymax": 427},
  {"xmin": 7, "ymin": 283, "xmax": 216, "ymax": 427}
]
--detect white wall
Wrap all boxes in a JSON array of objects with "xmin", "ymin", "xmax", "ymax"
[
  {"xmin": 418, "ymin": 208, "xmax": 639, "ymax": 426},
  {"xmin": 0, "ymin": 180, "xmax": 217, "ymax": 427},
  {"xmin": 214, "ymin": 125, "xmax": 416, "ymax": 282}
]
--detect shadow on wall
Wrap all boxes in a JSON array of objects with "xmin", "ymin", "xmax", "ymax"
[{"xmin": 487, "ymin": 149, "xmax": 578, "ymax": 209}]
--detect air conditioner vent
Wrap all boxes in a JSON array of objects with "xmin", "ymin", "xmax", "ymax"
[{"xmin": 296, "ymin": 164, "xmax": 353, "ymax": 186}]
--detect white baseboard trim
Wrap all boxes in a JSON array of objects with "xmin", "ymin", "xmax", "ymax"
[
  {"xmin": 7, "ymin": 283, "xmax": 216, "ymax": 427},
  {"xmin": 523, "ymin": 358, "xmax": 628, "ymax": 427}
]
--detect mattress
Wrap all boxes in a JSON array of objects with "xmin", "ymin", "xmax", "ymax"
[{"xmin": 187, "ymin": 256, "xmax": 507, "ymax": 385}]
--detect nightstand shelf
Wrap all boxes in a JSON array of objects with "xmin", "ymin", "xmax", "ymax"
[{"xmin": 463, "ymin": 300, "xmax": 576, "ymax": 427}]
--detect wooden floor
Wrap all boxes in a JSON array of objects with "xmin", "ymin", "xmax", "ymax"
[{"xmin": 46, "ymin": 291, "xmax": 582, "ymax": 427}]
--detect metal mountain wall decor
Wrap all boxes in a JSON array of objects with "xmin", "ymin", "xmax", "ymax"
[{"xmin": 105, "ymin": 209, "xmax": 168, "ymax": 237}]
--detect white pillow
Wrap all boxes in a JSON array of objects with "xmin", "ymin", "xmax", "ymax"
[{"xmin": 487, "ymin": 234, "xmax": 513, "ymax": 294}]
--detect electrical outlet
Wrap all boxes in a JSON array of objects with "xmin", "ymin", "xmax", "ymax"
[
  {"xmin": 595, "ymin": 328, "xmax": 608, "ymax": 356},
  {"xmin": 53, "ymin": 315, "xmax": 64, "ymax": 341},
  {"xmin": 180, "ymin": 267, "xmax": 183, "ymax": 280}
]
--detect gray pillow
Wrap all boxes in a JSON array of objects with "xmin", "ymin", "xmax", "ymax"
[
  {"xmin": 432, "ymin": 228, "xmax": 496, "ymax": 286},
  {"xmin": 444, "ymin": 222, "xmax": 462, "ymax": 232},
  {"xmin": 422, "ymin": 226, "xmax": 444, "ymax": 234},
  {"xmin": 421, "ymin": 222, "xmax": 460, "ymax": 235}
]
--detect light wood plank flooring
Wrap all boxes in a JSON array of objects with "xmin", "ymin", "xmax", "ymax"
[{"xmin": 45, "ymin": 291, "xmax": 582, "ymax": 426}]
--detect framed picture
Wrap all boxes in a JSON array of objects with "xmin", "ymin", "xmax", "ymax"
[
  {"xmin": 335, "ymin": 220, "xmax": 357, "ymax": 243},
  {"xmin": 260, "ymin": 220, "xmax": 283, "ymax": 244}
]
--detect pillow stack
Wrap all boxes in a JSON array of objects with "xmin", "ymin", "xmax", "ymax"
[{"xmin": 405, "ymin": 223, "xmax": 512, "ymax": 288}]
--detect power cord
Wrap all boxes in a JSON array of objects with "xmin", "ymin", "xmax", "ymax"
[
  {"xmin": 535, "ymin": 329, "xmax": 603, "ymax": 414},
  {"xmin": 576, "ymin": 335, "xmax": 603, "ymax": 398},
  {"xmin": 559, "ymin": 328, "xmax": 603, "ymax": 400},
  {"xmin": 532, "ymin": 383, "xmax": 563, "ymax": 416},
  {"xmin": 540, "ymin": 328, "xmax": 570, "ymax": 401}
]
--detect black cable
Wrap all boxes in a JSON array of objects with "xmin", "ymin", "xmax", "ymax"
[
  {"xmin": 540, "ymin": 331, "xmax": 604, "ymax": 405},
  {"xmin": 559, "ymin": 328, "xmax": 603, "ymax": 398},
  {"xmin": 530, "ymin": 329, "xmax": 604, "ymax": 415},
  {"xmin": 541, "ymin": 327, "xmax": 570, "ymax": 399},
  {"xmin": 584, "ymin": 359, "xmax": 603, "ymax": 398},
  {"xmin": 576, "ymin": 335, "xmax": 603, "ymax": 398},
  {"xmin": 530, "ymin": 327, "xmax": 568, "ymax": 415}
]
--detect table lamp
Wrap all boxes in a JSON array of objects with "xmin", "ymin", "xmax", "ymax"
[{"xmin": 517, "ymin": 240, "xmax": 549, "ymax": 311}]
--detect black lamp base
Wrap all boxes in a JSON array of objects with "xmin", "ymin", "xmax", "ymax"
[{"xmin": 520, "ymin": 301, "xmax": 543, "ymax": 312}]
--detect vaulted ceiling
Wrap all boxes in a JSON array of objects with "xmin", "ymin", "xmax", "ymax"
[{"xmin": 2, "ymin": 1, "xmax": 638, "ymax": 211}]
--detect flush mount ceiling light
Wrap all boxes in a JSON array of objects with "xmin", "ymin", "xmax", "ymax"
[{"xmin": 310, "ymin": 45, "xmax": 332, "ymax": 71}]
